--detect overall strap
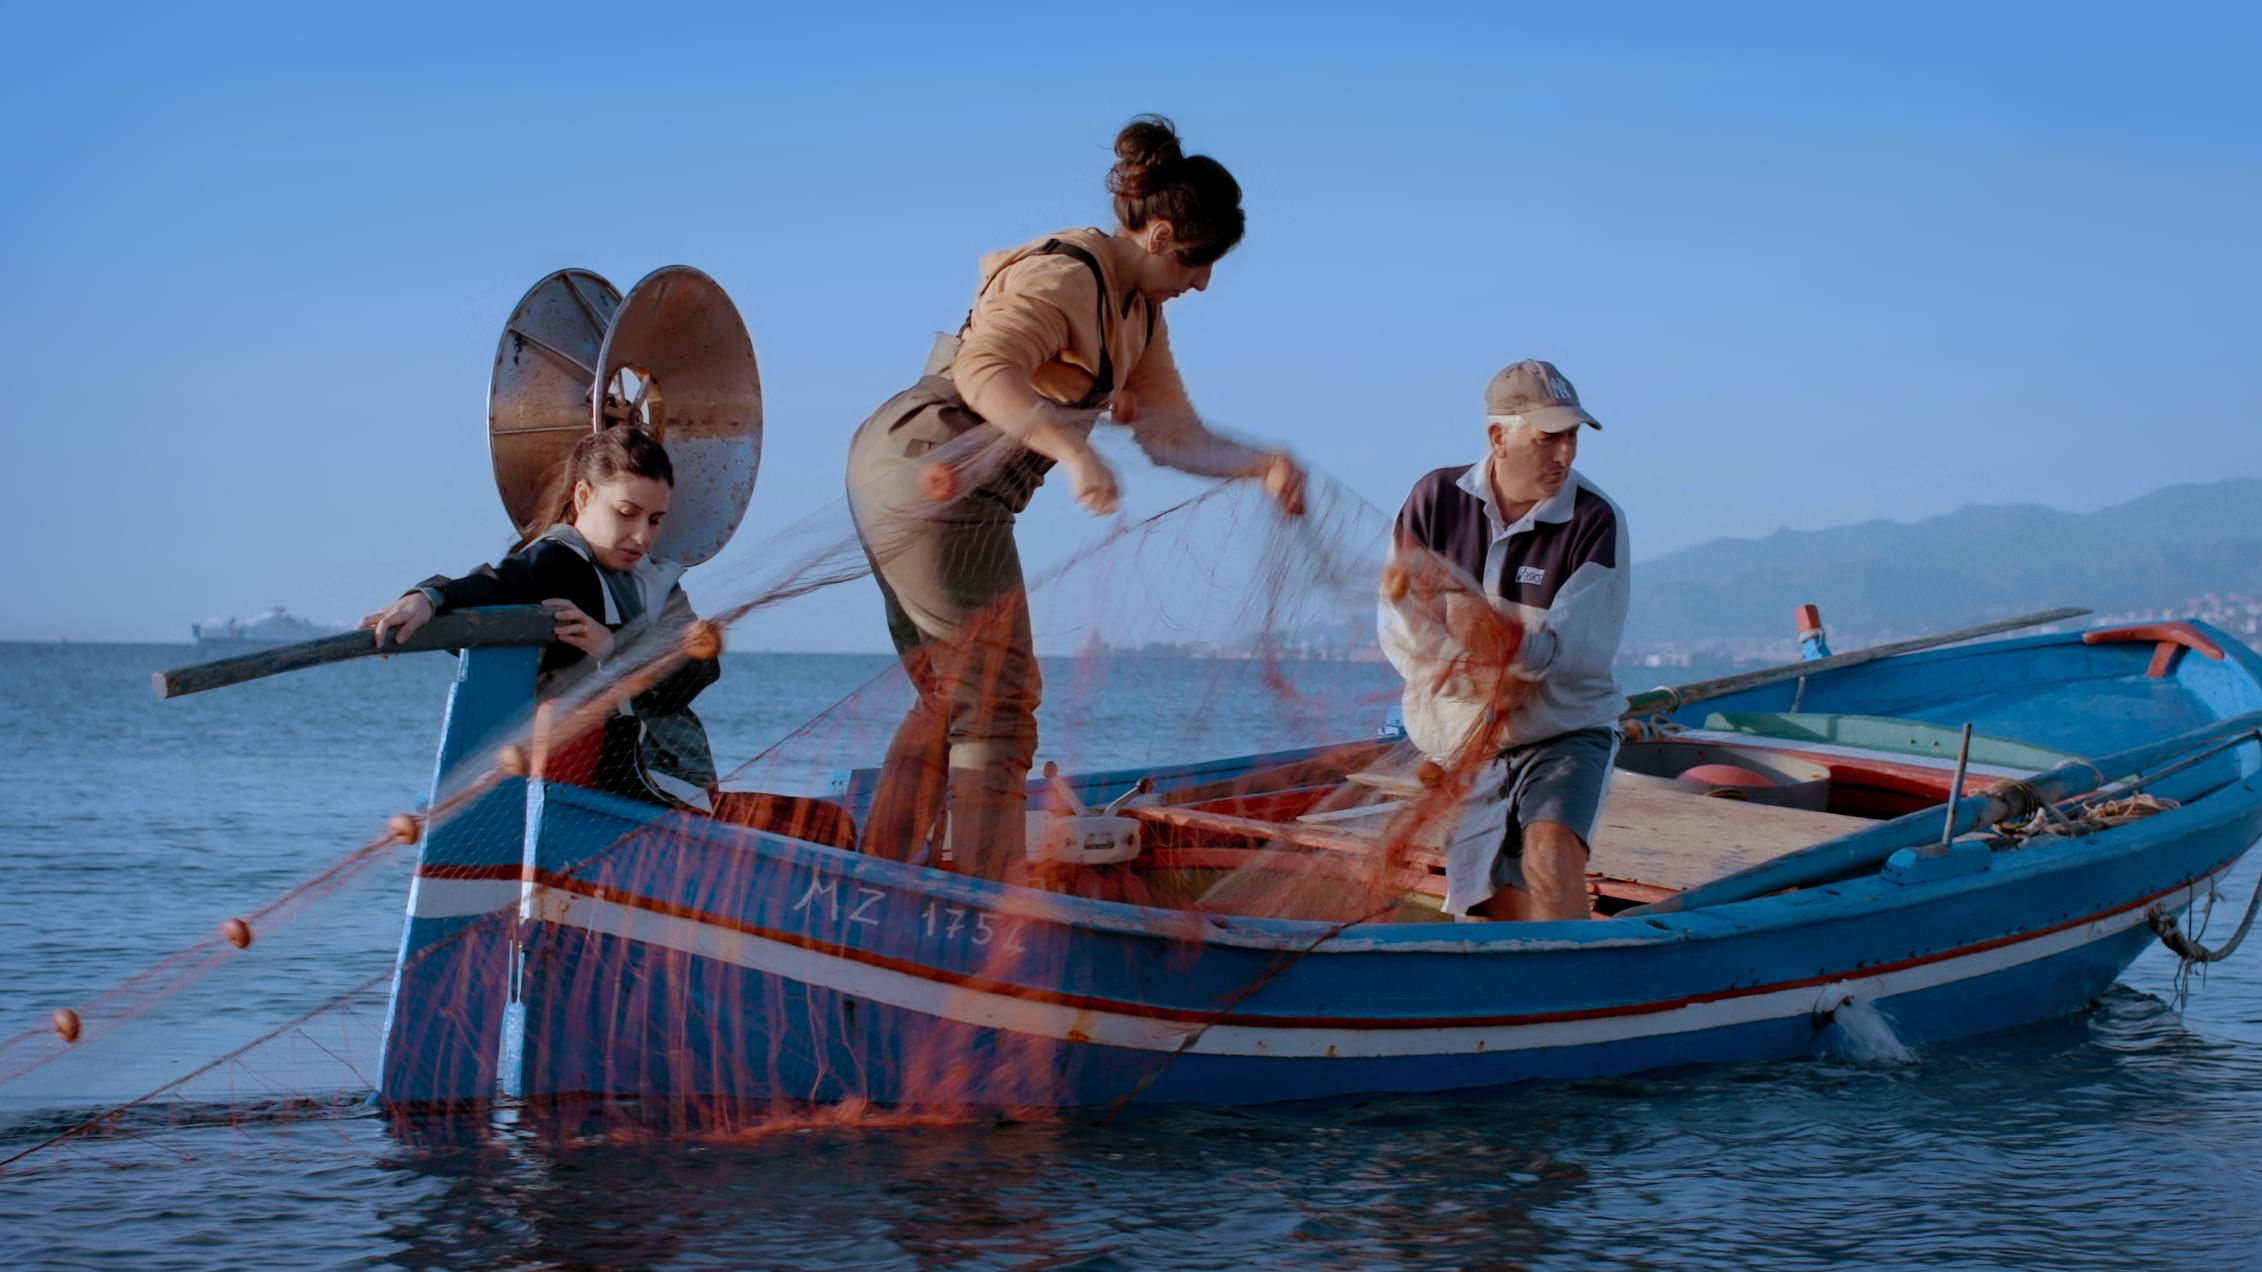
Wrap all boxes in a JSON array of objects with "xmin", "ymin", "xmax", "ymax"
[
  {"xmin": 957, "ymin": 235, "xmax": 1140, "ymax": 404},
  {"xmin": 1030, "ymin": 238, "xmax": 1118, "ymax": 397}
]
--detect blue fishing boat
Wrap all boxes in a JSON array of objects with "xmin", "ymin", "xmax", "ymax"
[
  {"xmin": 356, "ymin": 614, "xmax": 2262, "ymax": 1116},
  {"xmin": 146, "ymin": 268, "xmax": 2262, "ymax": 1123}
]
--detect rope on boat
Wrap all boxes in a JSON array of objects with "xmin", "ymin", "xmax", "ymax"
[
  {"xmin": 1991, "ymin": 723, "xmax": 2261, "ymax": 844},
  {"xmin": 2001, "ymin": 792, "xmax": 2181, "ymax": 841},
  {"xmin": 1620, "ymin": 713, "xmax": 1684, "ymax": 742},
  {"xmin": 1985, "ymin": 778, "xmax": 2055, "ymax": 831},
  {"xmin": 1984, "ymin": 729, "xmax": 2262, "ymax": 967},
  {"xmin": 1635, "ymin": 685, "xmax": 1686, "ymax": 716},
  {"xmin": 2149, "ymin": 876, "xmax": 2262, "ymax": 965}
]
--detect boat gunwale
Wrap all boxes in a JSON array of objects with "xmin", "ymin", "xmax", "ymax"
[
  {"xmin": 492, "ymin": 616, "xmax": 2262, "ymax": 968},
  {"xmin": 524, "ymin": 759, "xmax": 2262, "ymax": 959},
  {"xmin": 515, "ymin": 850, "xmax": 2251, "ymax": 1039}
]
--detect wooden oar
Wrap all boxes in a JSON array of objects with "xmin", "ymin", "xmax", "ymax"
[
  {"xmin": 1620, "ymin": 607, "xmax": 2091, "ymax": 719},
  {"xmin": 153, "ymin": 606, "xmax": 556, "ymax": 699}
]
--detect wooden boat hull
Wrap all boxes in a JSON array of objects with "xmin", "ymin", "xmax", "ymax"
[
  {"xmin": 480, "ymin": 780, "xmax": 2254, "ymax": 1111},
  {"xmin": 379, "ymin": 621, "xmax": 2262, "ymax": 1116}
]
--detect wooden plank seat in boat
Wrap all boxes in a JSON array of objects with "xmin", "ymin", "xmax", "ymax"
[
  {"xmin": 1140, "ymin": 773, "xmax": 1873, "ymax": 898},
  {"xmin": 1348, "ymin": 755, "xmax": 1881, "ymax": 887},
  {"xmin": 1585, "ymin": 781, "xmax": 1873, "ymax": 891},
  {"xmin": 1343, "ymin": 763, "xmax": 1876, "ymax": 888}
]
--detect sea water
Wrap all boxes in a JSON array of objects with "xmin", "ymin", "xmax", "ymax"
[{"xmin": 3, "ymin": 642, "xmax": 2260, "ymax": 1268}]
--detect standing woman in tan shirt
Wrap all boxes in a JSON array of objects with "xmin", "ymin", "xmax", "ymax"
[{"xmin": 846, "ymin": 114, "xmax": 1305, "ymax": 879}]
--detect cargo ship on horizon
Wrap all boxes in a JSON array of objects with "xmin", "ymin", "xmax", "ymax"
[{"xmin": 191, "ymin": 606, "xmax": 344, "ymax": 646}]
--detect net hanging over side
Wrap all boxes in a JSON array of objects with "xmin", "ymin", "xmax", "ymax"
[{"xmin": 2, "ymin": 437, "xmax": 1544, "ymax": 1167}]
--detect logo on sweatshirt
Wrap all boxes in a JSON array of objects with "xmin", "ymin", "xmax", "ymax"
[{"xmin": 1515, "ymin": 565, "xmax": 1547, "ymax": 587}]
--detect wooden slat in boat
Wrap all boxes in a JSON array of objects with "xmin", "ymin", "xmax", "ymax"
[
  {"xmin": 1131, "ymin": 803, "xmax": 1443, "ymax": 871},
  {"xmin": 1587, "ymin": 781, "xmax": 1874, "ymax": 891},
  {"xmin": 1141, "ymin": 778, "xmax": 1875, "ymax": 898}
]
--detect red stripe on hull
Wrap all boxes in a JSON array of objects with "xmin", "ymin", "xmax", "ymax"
[{"xmin": 473, "ymin": 857, "xmax": 2226, "ymax": 1034}]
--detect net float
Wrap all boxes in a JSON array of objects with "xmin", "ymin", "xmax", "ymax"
[
  {"xmin": 1680, "ymin": 763, "xmax": 1778, "ymax": 800},
  {"xmin": 918, "ymin": 460, "xmax": 959, "ymax": 503},
  {"xmin": 51, "ymin": 1008, "xmax": 80, "ymax": 1044},
  {"xmin": 388, "ymin": 812, "xmax": 422, "ymax": 845},
  {"xmin": 1681, "ymin": 763, "xmax": 1777, "ymax": 787},
  {"xmin": 1380, "ymin": 561, "xmax": 1410, "ymax": 602},
  {"xmin": 496, "ymin": 744, "xmax": 529, "ymax": 777},
  {"xmin": 683, "ymin": 619, "xmax": 724, "ymax": 662},
  {"xmin": 221, "ymin": 917, "xmax": 253, "ymax": 949}
]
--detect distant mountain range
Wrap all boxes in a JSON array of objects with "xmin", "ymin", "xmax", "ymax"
[{"xmin": 1626, "ymin": 479, "xmax": 2262, "ymax": 649}]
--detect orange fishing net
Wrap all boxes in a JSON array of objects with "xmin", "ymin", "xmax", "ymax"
[{"xmin": 1, "ymin": 432, "xmax": 1534, "ymax": 1165}]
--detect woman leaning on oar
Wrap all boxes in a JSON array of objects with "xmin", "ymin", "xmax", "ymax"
[{"xmin": 846, "ymin": 114, "xmax": 1306, "ymax": 879}]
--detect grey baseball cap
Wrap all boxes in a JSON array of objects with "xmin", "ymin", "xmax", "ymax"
[{"xmin": 1484, "ymin": 359, "xmax": 1600, "ymax": 432}]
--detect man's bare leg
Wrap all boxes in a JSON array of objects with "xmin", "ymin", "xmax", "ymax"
[
  {"xmin": 1470, "ymin": 821, "xmax": 1593, "ymax": 920},
  {"xmin": 1521, "ymin": 820, "xmax": 1593, "ymax": 920},
  {"xmin": 1470, "ymin": 882, "xmax": 1529, "ymax": 922}
]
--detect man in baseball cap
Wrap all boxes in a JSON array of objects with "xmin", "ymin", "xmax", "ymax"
[
  {"xmin": 1377, "ymin": 359, "xmax": 1629, "ymax": 921},
  {"xmin": 1485, "ymin": 358, "xmax": 1602, "ymax": 436}
]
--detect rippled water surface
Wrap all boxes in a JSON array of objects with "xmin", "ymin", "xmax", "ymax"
[{"xmin": 4, "ymin": 643, "xmax": 2260, "ymax": 1269}]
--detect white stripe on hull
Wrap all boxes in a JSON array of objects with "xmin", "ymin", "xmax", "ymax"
[
  {"xmin": 408, "ymin": 876, "xmax": 522, "ymax": 919},
  {"xmin": 511, "ymin": 873, "xmax": 2215, "ymax": 1059}
]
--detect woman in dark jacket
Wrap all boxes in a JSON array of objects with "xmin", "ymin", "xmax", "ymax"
[{"xmin": 361, "ymin": 426, "xmax": 720, "ymax": 808}]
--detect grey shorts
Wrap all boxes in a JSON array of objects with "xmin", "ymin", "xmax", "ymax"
[{"xmin": 1442, "ymin": 726, "xmax": 1619, "ymax": 915}]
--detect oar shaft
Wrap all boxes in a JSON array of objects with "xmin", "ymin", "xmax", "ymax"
[
  {"xmin": 1622, "ymin": 607, "xmax": 2092, "ymax": 719},
  {"xmin": 153, "ymin": 606, "xmax": 556, "ymax": 699}
]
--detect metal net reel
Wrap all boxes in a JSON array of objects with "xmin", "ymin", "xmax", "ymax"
[{"xmin": 489, "ymin": 266, "xmax": 762, "ymax": 567}]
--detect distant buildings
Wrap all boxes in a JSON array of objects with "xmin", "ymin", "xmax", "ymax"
[
  {"xmin": 2094, "ymin": 592, "xmax": 2262, "ymax": 637},
  {"xmin": 1620, "ymin": 592, "xmax": 2262, "ymax": 672}
]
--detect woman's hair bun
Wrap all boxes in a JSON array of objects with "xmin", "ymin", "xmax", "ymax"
[
  {"xmin": 1106, "ymin": 113, "xmax": 1244, "ymax": 266},
  {"xmin": 1108, "ymin": 114, "xmax": 1184, "ymax": 199}
]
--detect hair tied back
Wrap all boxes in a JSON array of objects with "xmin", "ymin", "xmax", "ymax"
[
  {"xmin": 1108, "ymin": 113, "xmax": 1185, "ymax": 200},
  {"xmin": 1105, "ymin": 114, "xmax": 1245, "ymax": 268}
]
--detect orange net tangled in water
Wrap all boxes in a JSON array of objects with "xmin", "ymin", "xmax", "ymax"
[{"xmin": 0, "ymin": 432, "xmax": 1534, "ymax": 1165}]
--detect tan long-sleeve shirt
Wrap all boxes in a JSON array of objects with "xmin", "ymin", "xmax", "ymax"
[{"xmin": 949, "ymin": 227, "xmax": 1267, "ymax": 479}]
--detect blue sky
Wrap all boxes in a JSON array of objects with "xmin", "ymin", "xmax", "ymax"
[{"xmin": 3, "ymin": 2, "xmax": 2255, "ymax": 645}]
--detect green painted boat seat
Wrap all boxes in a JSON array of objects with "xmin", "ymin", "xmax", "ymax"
[{"xmin": 1700, "ymin": 712, "xmax": 2084, "ymax": 771}]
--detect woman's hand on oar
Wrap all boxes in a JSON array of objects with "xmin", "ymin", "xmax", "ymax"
[
  {"xmin": 543, "ymin": 598, "xmax": 615, "ymax": 661},
  {"xmin": 361, "ymin": 591, "xmax": 435, "ymax": 652}
]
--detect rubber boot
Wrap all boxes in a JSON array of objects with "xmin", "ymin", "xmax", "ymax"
[
  {"xmin": 863, "ymin": 646, "xmax": 952, "ymax": 863},
  {"xmin": 944, "ymin": 764, "xmax": 1028, "ymax": 882}
]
